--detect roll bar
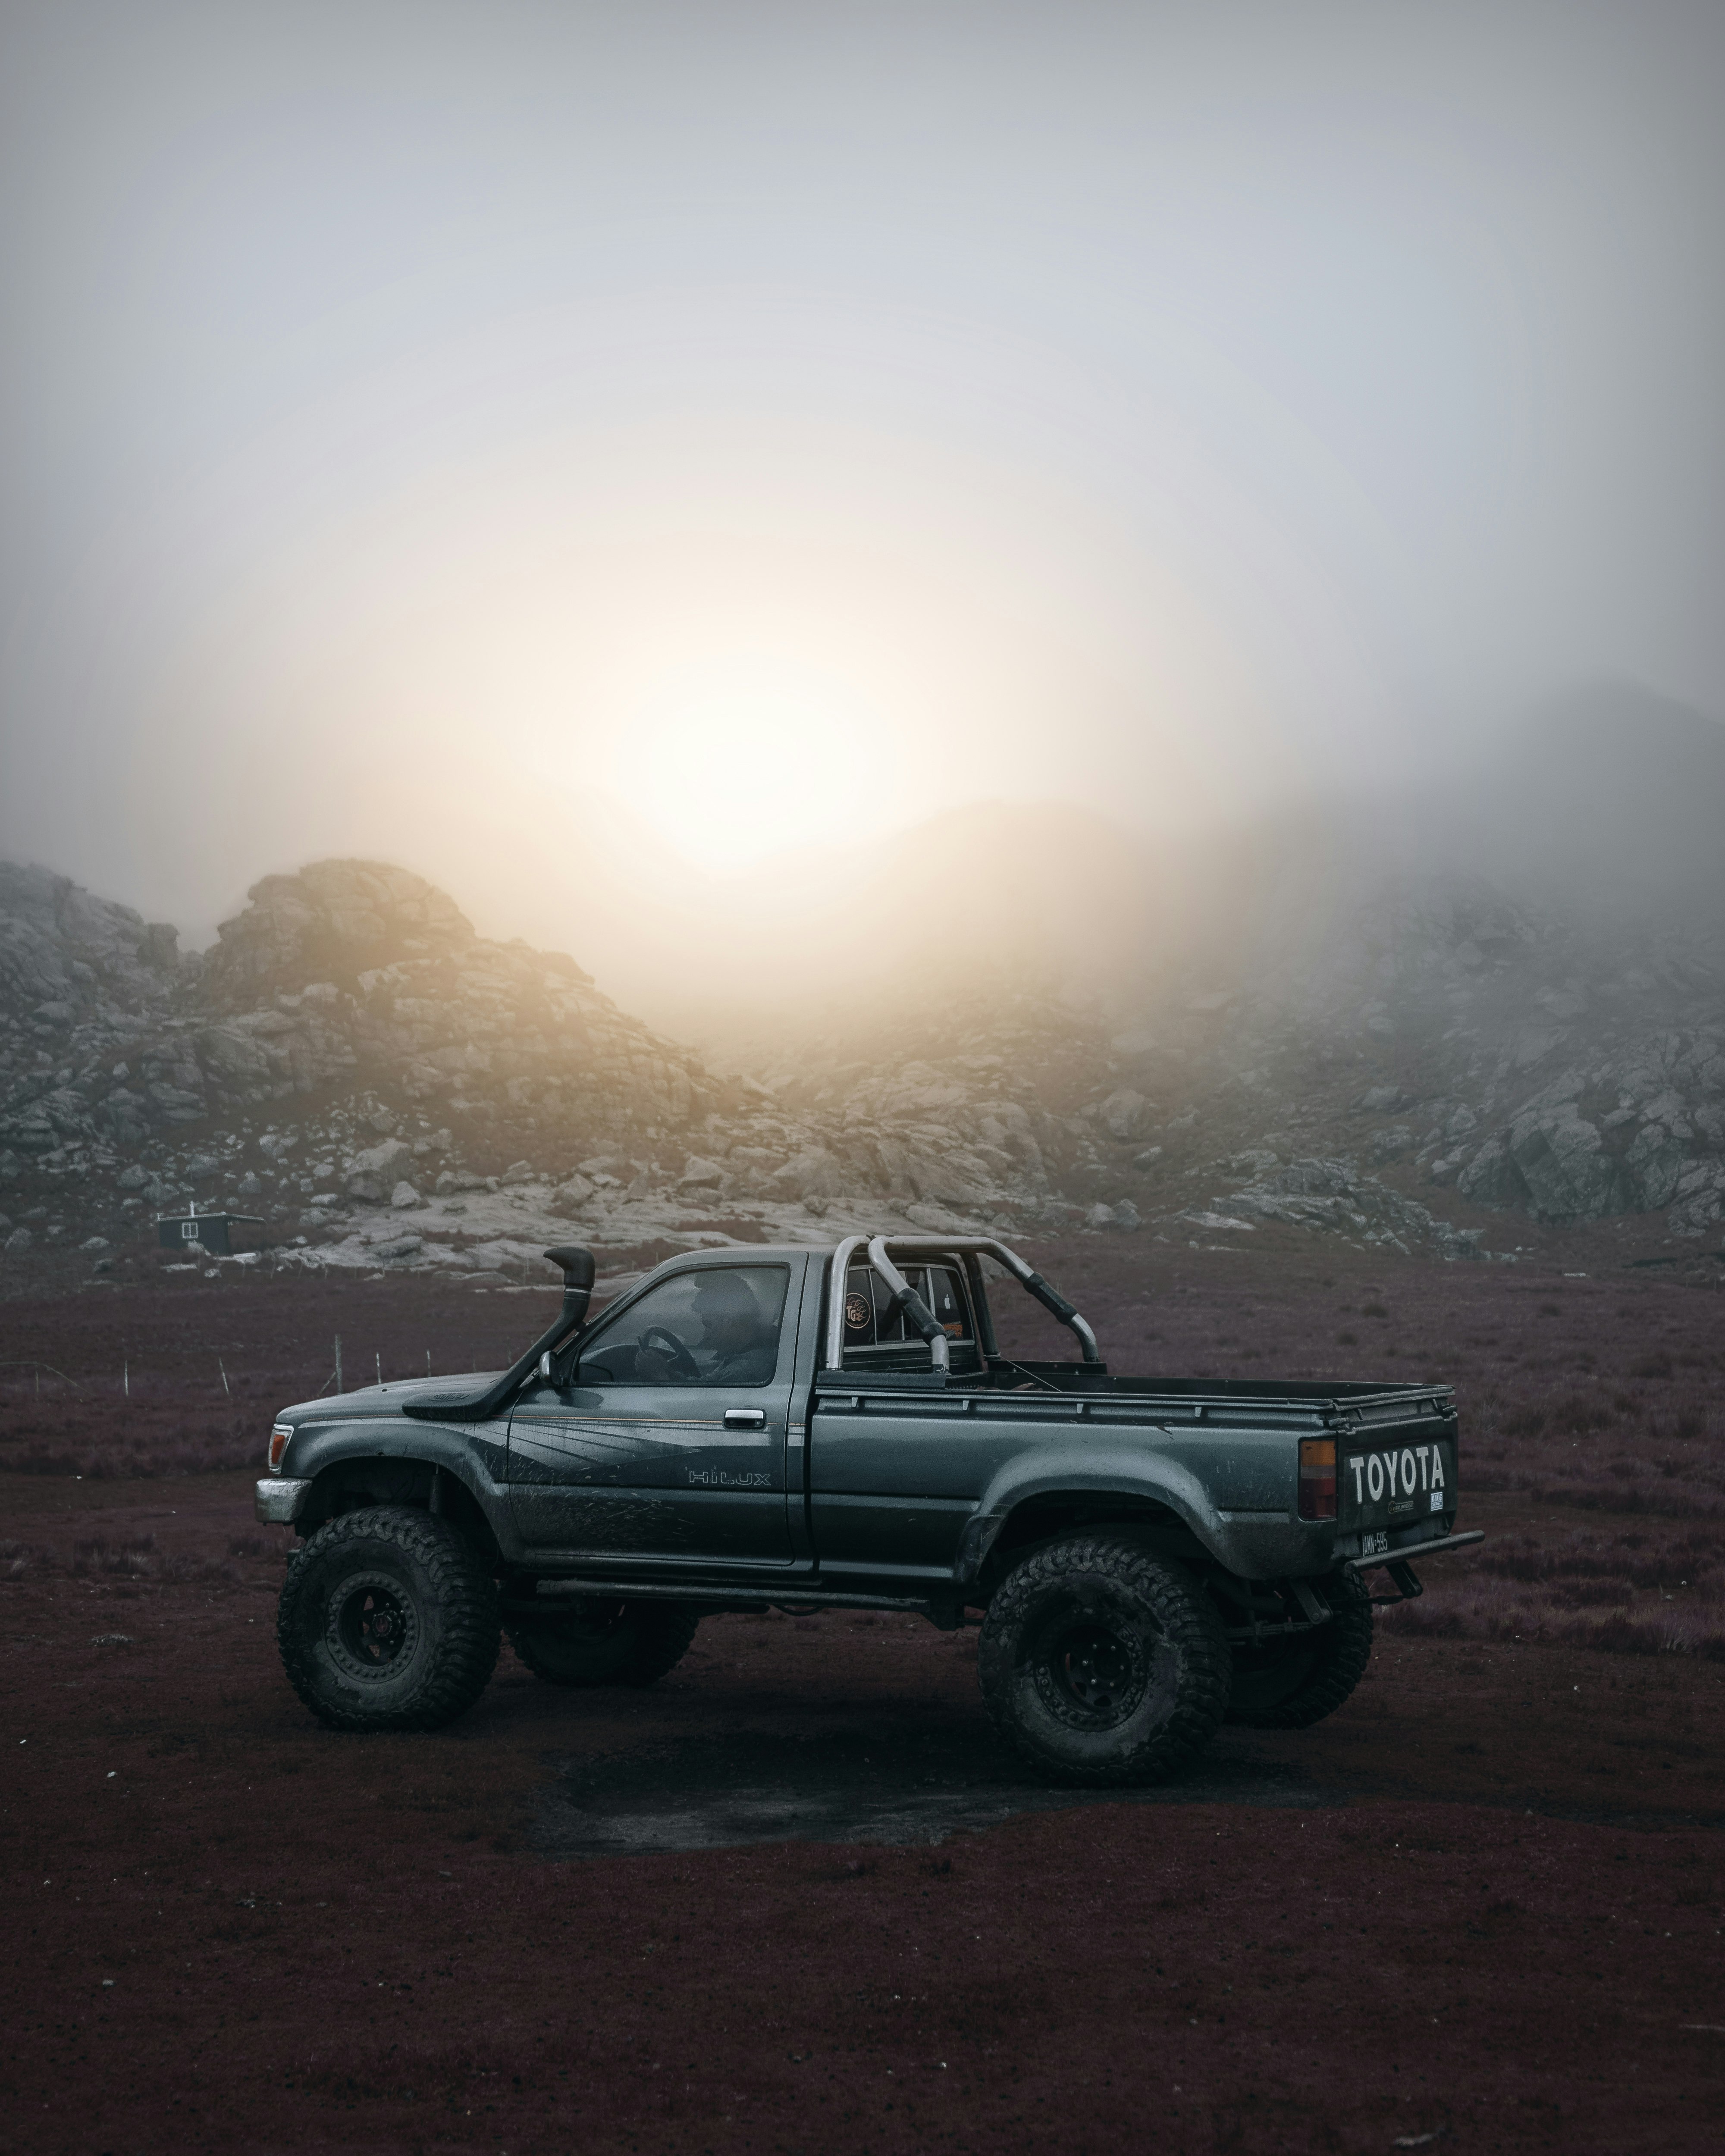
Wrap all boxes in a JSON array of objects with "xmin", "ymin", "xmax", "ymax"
[{"xmin": 824, "ymin": 1235, "xmax": 1103, "ymax": 1373}]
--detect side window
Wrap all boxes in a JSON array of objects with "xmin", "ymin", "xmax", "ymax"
[{"xmin": 577, "ymin": 1266, "xmax": 790, "ymax": 1388}]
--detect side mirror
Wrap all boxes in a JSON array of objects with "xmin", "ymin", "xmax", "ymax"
[{"xmin": 538, "ymin": 1350, "xmax": 553, "ymax": 1381}]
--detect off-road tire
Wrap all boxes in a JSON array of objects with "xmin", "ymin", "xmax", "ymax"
[
  {"xmin": 505, "ymin": 1600, "xmax": 702, "ymax": 1689},
  {"xmin": 277, "ymin": 1506, "xmax": 500, "ymax": 1733},
  {"xmin": 1224, "ymin": 1568, "xmax": 1374, "ymax": 1729},
  {"xmin": 978, "ymin": 1533, "xmax": 1231, "ymax": 1786}
]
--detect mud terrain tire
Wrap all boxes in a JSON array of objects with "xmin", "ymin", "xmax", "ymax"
[
  {"xmin": 979, "ymin": 1533, "xmax": 1231, "ymax": 1785},
  {"xmin": 277, "ymin": 1507, "xmax": 500, "ymax": 1733},
  {"xmin": 505, "ymin": 1600, "xmax": 701, "ymax": 1688},
  {"xmin": 1225, "ymin": 1568, "xmax": 1374, "ymax": 1729}
]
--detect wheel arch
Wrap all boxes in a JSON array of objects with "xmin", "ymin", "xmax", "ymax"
[
  {"xmin": 298, "ymin": 1455, "xmax": 501, "ymax": 1567},
  {"xmin": 973, "ymin": 1486, "xmax": 1212, "ymax": 1597},
  {"xmin": 957, "ymin": 1453, "xmax": 1228, "ymax": 1597}
]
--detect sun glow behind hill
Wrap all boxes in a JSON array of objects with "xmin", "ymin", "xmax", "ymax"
[
  {"xmin": 52, "ymin": 328, "xmax": 1342, "ymax": 947},
  {"xmin": 595, "ymin": 658, "xmax": 902, "ymax": 871}
]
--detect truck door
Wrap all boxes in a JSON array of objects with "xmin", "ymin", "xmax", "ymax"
[{"xmin": 506, "ymin": 1257, "xmax": 803, "ymax": 1563}]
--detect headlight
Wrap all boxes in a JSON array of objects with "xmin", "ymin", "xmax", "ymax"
[{"xmin": 268, "ymin": 1424, "xmax": 292, "ymax": 1472}]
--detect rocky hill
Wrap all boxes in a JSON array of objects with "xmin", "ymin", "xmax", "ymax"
[{"xmin": 3, "ymin": 696, "xmax": 1724, "ymax": 1288}]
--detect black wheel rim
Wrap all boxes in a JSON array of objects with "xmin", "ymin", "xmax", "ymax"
[
  {"xmin": 1029, "ymin": 1597, "xmax": 1166, "ymax": 1732},
  {"xmin": 1057, "ymin": 1623, "xmax": 1137, "ymax": 1715},
  {"xmin": 327, "ymin": 1571, "xmax": 420, "ymax": 1682}
]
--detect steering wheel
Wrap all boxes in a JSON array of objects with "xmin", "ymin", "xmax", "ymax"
[{"xmin": 639, "ymin": 1324, "xmax": 701, "ymax": 1382}]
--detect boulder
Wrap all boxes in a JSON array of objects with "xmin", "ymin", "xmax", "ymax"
[
  {"xmin": 390, "ymin": 1181, "xmax": 423, "ymax": 1209},
  {"xmin": 1505, "ymin": 1110, "xmax": 1634, "ymax": 1220},
  {"xmin": 549, "ymin": 1175, "xmax": 596, "ymax": 1218},
  {"xmin": 346, "ymin": 1138, "xmax": 414, "ymax": 1203},
  {"xmin": 1100, "ymin": 1089, "xmax": 1149, "ymax": 1139},
  {"xmin": 1456, "ymin": 1137, "xmax": 1526, "ymax": 1210},
  {"xmin": 3, "ymin": 1227, "xmax": 31, "ymax": 1253},
  {"xmin": 771, "ymin": 1150, "xmax": 844, "ymax": 1203}
]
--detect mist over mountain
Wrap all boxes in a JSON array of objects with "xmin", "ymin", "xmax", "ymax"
[{"xmin": 0, "ymin": 691, "xmax": 1721, "ymax": 1286}]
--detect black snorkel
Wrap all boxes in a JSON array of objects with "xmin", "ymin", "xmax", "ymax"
[{"xmin": 401, "ymin": 1244, "xmax": 596, "ymax": 1423}]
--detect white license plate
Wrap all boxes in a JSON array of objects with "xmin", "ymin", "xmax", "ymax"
[{"xmin": 1361, "ymin": 1530, "xmax": 1390, "ymax": 1555}]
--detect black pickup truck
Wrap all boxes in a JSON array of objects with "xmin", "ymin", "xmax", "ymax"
[{"xmin": 258, "ymin": 1236, "xmax": 1481, "ymax": 1784}]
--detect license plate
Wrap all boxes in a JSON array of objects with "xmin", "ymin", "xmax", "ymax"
[{"xmin": 1361, "ymin": 1530, "xmax": 1390, "ymax": 1555}]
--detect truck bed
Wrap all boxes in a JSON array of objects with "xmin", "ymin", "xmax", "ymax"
[{"xmin": 818, "ymin": 1358, "xmax": 1452, "ymax": 1423}]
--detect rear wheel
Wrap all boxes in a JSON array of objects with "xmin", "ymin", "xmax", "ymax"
[
  {"xmin": 1225, "ymin": 1569, "xmax": 1374, "ymax": 1729},
  {"xmin": 277, "ymin": 1506, "xmax": 500, "ymax": 1733},
  {"xmin": 978, "ymin": 1532, "xmax": 1231, "ymax": 1786},
  {"xmin": 505, "ymin": 1599, "xmax": 702, "ymax": 1688}
]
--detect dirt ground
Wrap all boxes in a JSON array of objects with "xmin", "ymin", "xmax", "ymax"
[{"xmin": 2, "ymin": 1245, "xmax": 1723, "ymax": 2153}]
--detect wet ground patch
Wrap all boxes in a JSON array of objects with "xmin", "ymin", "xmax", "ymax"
[{"xmin": 534, "ymin": 1713, "xmax": 1338, "ymax": 1856}]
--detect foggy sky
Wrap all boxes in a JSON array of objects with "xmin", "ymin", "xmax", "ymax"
[{"xmin": 3, "ymin": 0, "xmax": 1724, "ymax": 957}]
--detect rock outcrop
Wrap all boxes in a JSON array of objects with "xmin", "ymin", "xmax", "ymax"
[{"xmin": 2, "ymin": 824, "xmax": 1722, "ymax": 1278}]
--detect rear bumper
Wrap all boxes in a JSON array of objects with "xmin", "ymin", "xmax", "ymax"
[
  {"xmin": 1344, "ymin": 1529, "xmax": 1484, "ymax": 1574},
  {"xmin": 255, "ymin": 1477, "xmax": 313, "ymax": 1525}
]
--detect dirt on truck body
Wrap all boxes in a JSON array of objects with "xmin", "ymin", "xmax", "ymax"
[{"xmin": 259, "ymin": 1235, "xmax": 1482, "ymax": 1781}]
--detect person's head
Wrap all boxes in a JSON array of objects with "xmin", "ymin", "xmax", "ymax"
[{"xmin": 692, "ymin": 1272, "xmax": 768, "ymax": 1357}]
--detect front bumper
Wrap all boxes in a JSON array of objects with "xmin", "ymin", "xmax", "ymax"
[{"xmin": 255, "ymin": 1477, "xmax": 314, "ymax": 1525}]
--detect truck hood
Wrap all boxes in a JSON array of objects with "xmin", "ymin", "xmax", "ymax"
[{"xmin": 276, "ymin": 1373, "xmax": 508, "ymax": 1427}]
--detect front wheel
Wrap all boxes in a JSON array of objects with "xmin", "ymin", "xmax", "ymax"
[
  {"xmin": 277, "ymin": 1506, "xmax": 500, "ymax": 1733},
  {"xmin": 1225, "ymin": 1569, "xmax": 1374, "ymax": 1728},
  {"xmin": 978, "ymin": 1533, "xmax": 1231, "ymax": 1786},
  {"xmin": 505, "ymin": 1599, "xmax": 702, "ymax": 1688}
]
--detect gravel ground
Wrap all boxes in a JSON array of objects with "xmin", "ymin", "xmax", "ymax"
[{"xmin": 1, "ymin": 1243, "xmax": 1723, "ymax": 2152}]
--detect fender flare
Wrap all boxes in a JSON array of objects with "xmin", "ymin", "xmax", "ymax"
[
  {"xmin": 283, "ymin": 1419, "xmax": 514, "ymax": 1554},
  {"xmin": 954, "ymin": 1446, "xmax": 1230, "ymax": 1587}
]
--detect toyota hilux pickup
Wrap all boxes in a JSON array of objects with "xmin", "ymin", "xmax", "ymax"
[{"xmin": 258, "ymin": 1236, "xmax": 1482, "ymax": 1784}]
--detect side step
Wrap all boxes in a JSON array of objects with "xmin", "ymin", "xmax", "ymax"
[{"xmin": 504, "ymin": 1578, "xmax": 974, "ymax": 1628}]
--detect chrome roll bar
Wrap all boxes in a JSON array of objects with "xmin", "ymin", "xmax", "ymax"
[{"xmin": 822, "ymin": 1234, "xmax": 1102, "ymax": 1372}]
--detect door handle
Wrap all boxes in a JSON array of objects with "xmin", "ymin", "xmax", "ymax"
[{"xmin": 723, "ymin": 1407, "xmax": 768, "ymax": 1430}]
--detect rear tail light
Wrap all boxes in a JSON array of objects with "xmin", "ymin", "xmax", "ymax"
[
  {"xmin": 268, "ymin": 1424, "xmax": 292, "ymax": 1472},
  {"xmin": 1298, "ymin": 1438, "xmax": 1337, "ymax": 1520}
]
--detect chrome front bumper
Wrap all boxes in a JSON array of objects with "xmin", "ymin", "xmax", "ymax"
[{"xmin": 255, "ymin": 1477, "xmax": 313, "ymax": 1524}]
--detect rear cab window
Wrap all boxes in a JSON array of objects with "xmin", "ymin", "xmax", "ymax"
[{"xmin": 840, "ymin": 1261, "xmax": 979, "ymax": 1374}]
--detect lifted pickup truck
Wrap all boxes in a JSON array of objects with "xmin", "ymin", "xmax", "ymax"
[{"xmin": 259, "ymin": 1237, "xmax": 1482, "ymax": 1784}]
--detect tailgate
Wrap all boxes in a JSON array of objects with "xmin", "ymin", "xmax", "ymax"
[{"xmin": 1340, "ymin": 1423, "xmax": 1457, "ymax": 1537}]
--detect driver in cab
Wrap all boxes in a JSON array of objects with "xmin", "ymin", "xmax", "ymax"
[{"xmin": 640, "ymin": 1272, "xmax": 778, "ymax": 1387}]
